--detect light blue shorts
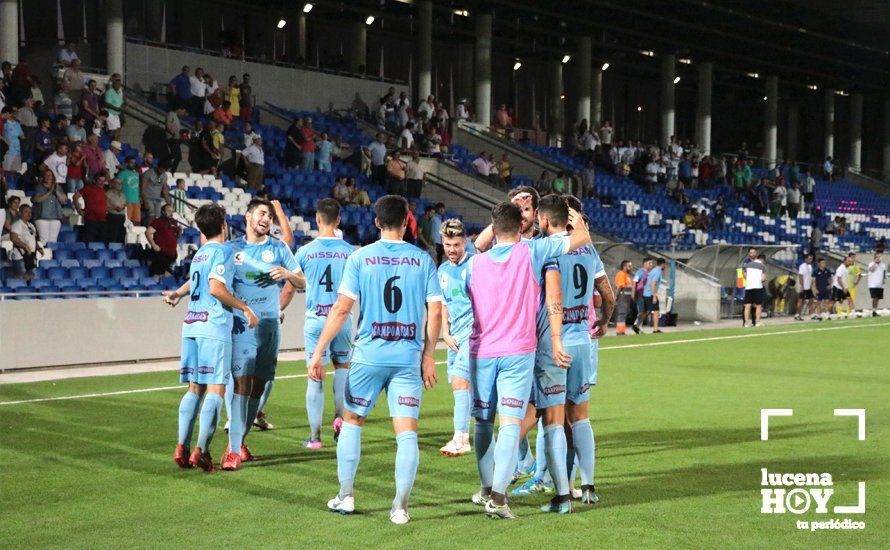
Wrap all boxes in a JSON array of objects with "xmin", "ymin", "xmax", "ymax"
[
  {"xmin": 470, "ymin": 352, "xmax": 535, "ymax": 421},
  {"xmin": 446, "ymin": 337, "xmax": 471, "ymax": 381},
  {"xmin": 565, "ymin": 342, "xmax": 593, "ymax": 404},
  {"xmin": 232, "ymin": 318, "xmax": 281, "ymax": 381},
  {"xmin": 345, "ymin": 362, "xmax": 422, "ymax": 419},
  {"xmin": 532, "ymin": 339, "xmax": 568, "ymax": 409},
  {"xmin": 180, "ymin": 337, "xmax": 232, "ymax": 386},
  {"xmin": 589, "ymin": 339, "xmax": 599, "ymax": 386},
  {"xmin": 305, "ymin": 319, "xmax": 354, "ymax": 366}
]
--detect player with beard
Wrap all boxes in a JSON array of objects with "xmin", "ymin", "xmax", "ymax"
[{"xmin": 437, "ymin": 219, "xmax": 475, "ymax": 457}]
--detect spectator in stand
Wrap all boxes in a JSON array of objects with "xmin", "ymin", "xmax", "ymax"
[
  {"xmin": 386, "ymin": 149, "xmax": 407, "ymax": 197},
  {"xmin": 0, "ymin": 77, "xmax": 6, "ymax": 110},
  {"xmin": 203, "ymin": 73, "xmax": 220, "ymax": 116},
  {"xmin": 400, "ymin": 121, "xmax": 415, "ymax": 150},
  {"xmin": 645, "ymin": 155, "xmax": 660, "ymax": 194},
  {"xmin": 51, "ymin": 116, "xmax": 69, "ymax": 143},
  {"xmin": 600, "ymin": 121, "xmax": 614, "ymax": 146},
  {"xmin": 242, "ymin": 135, "xmax": 265, "ymax": 191},
  {"xmin": 771, "ymin": 179, "xmax": 787, "ymax": 217},
  {"xmin": 31, "ymin": 169, "xmax": 68, "ymax": 243},
  {"xmin": 239, "ymin": 74, "xmax": 253, "ymax": 123},
  {"xmin": 332, "ymin": 175, "xmax": 350, "ymax": 205},
  {"xmin": 552, "ymin": 171, "xmax": 569, "ymax": 194},
  {"xmin": 581, "ymin": 158, "xmax": 596, "ymax": 198},
  {"xmin": 80, "ymin": 80, "xmax": 101, "ymax": 132},
  {"xmin": 32, "ymin": 117, "xmax": 53, "ymax": 164},
  {"xmin": 867, "ymin": 252, "xmax": 886, "ymax": 315},
  {"xmin": 681, "ymin": 208, "xmax": 697, "ymax": 229},
  {"xmin": 58, "ymin": 41, "xmax": 80, "ymax": 67},
  {"xmin": 712, "ymin": 197, "xmax": 726, "ymax": 231},
  {"xmin": 189, "ymin": 67, "xmax": 206, "ymax": 118},
  {"xmin": 66, "ymin": 115, "xmax": 87, "ymax": 144},
  {"xmin": 104, "ymin": 140, "xmax": 121, "ymax": 177},
  {"xmin": 613, "ymin": 260, "xmax": 635, "ymax": 335},
  {"xmin": 285, "ymin": 117, "xmax": 303, "ymax": 168},
  {"xmin": 146, "ymin": 203, "xmax": 180, "ymax": 278},
  {"xmin": 397, "ymin": 92, "xmax": 411, "ymax": 129},
  {"xmin": 62, "ymin": 59, "xmax": 84, "ymax": 97},
  {"xmin": 199, "ymin": 121, "xmax": 221, "ymax": 174},
  {"xmin": 498, "ymin": 153, "xmax": 513, "ymax": 188},
  {"xmin": 170, "ymin": 178, "xmax": 187, "ymax": 216},
  {"xmin": 7, "ymin": 60, "xmax": 31, "ymax": 104},
  {"xmin": 18, "ymin": 99, "xmax": 36, "ymax": 163},
  {"xmin": 424, "ymin": 125, "xmax": 443, "ymax": 156},
  {"xmin": 751, "ymin": 177, "xmax": 769, "ymax": 215},
  {"xmin": 241, "ymin": 121, "xmax": 259, "ymax": 148},
  {"xmin": 494, "ymin": 104, "xmax": 512, "ymax": 133},
  {"xmin": 535, "ymin": 171, "xmax": 552, "ymax": 195},
  {"xmin": 365, "ymin": 132, "xmax": 387, "ymax": 188},
  {"xmin": 224, "ymin": 75, "xmax": 241, "ymax": 118},
  {"xmin": 212, "ymin": 100, "xmax": 234, "ymax": 130},
  {"xmin": 406, "ymin": 149, "xmax": 425, "ymax": 200},
  {"xmin": 417, "ymin": 94, "xmax": 435, "ymax": 123},
  {"xmin": 43, "ymin": 142, "xmax": 68, "ymax": 185},
  {"xmin": 66, "ymin": 141, "xmax": 86, "ymax": 193},
  {"xmin": 404, "ymin": 201, "xmax": 419, "ymax": 244},
  {"xmin": 802, "ymin": 169, "xmax": 815, "ymax": 212},
  {"xmin": 8, "ymin": 204, "xmax": 40, "ymax": 278},
  {"xmin": 118, "ymin": 156, "xmax": 141, "ymax": 224},
  {"xmin": 823, "ymin": 156, "xmax": 834, "ymax": 181},
  {"xmin": 73, "ymin": 172, "xmax": 108, "ymax": 243},
  {"xmin": 346, "ymin": 177, "xmax": 371, "ymax": 207},
  {"xmin": 3, "ymin": 194, "xmax": 20, "ymax": 234},
  {"xmin": 316, "ymin": 131, "xmax": 333, "ymax": 172},
  {"xmin": 103, "ymin": 78, "xmax": 125, "ymax": 141},
  {"xmin": 787, "ymin": 181, "xmax": 802, "ymax": 219},
  {"xmin": 164, "ymin": 105, "xmax": 186, "ymax": 170},
  {"xmin": 431, "ymin": 202, "xmax": 445, "ymax": 264},
  {"xmin": 298, "ymin": 116, "xmax": 316, "ymax": 171},
  {"xmin": 54, "ymin": 85, "xmax": 74, "ymax": 119},
  {"xmin": 141, "ymin": 160, "xmax": 171, "ymax": 225},
  {"xmin": 417, "ymin": 206, "xmax": 435, "ymax": 253},
  {"xmin": 168, "ymin": 65, "xmax": 192, "ymax": 111},
  {"xmin": 29, "ymin": 76, "xmax": 44, "ymax": 110},
  {"xmin": 456, "ymin": 98, "xmax": 469, "ymax": 121},
  {"xmin": 2, "ymin": 106, "xmax": 24, "ymax": 178},
  {"xmin": 472, "ymin": 151, "xmax": 490, "ymax": 178},
  {"xmin": 106, "ymin": 176, "xmax": 127, "ymax": 243},
  {"xmin": 82, "ymin": 133, "xmax": 103, "ymax": 178}
]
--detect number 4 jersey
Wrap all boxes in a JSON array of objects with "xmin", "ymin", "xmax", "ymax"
[
  {"xmin": 338, "ymin": 239, "xmax": 443, "ymax": 367},
  {"xmin": 182, "ymin": 241, "xmax": 235, "ymax": 341},
  {"xmin": 294, "ymin": 237, "xmax": 356, "ymax": 329}
]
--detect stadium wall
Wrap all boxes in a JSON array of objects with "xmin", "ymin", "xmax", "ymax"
[
  {"xmin": 0, "ymin": 295, "xmax": 308, "ymax": 371},
  {"xmin": 125, "ymin": 42, "xmax": 408, "ymax": 113}
]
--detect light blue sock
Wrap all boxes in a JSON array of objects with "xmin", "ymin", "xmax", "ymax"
[
  {"xmin": 177, "ymin": 391, "xmax": 201, "ymax": 446},
  {"xmin": 228, "ymin": 393, "xmax": 247, "ymax": 452},
  {"xmin": 566, "ymin": 443, "xmax": 577, "ymax": 486},
  {"xmin": 517, "ymin": 435, "xmax": 530, "ymax": 470},
  {"xmin": 572, "ymin": 419, "xmax": 595, "ymax": 486},
  {"xmin": 243, "ymin": 395, "xmax": 261, "ymax": 438},
  {"xmin": 536, "ymin": 420, "xmax": 548, "ymax": 478},
  {"xmin": 258, "ymin": 380, "xmax": 274, "ymax": 412},
  {"xmin": 333, "ymin": 368, "xmax": 347, "ymax": 418},
  {"xmin": 474, "ymin": 419, "xmax": 495, "ymax": 489},
  {"xmin": 544, "ymin": 423, "xmax": 570, "ymax": 497},
  {"xmin": 196, "ymin": 392, "xmax": 223, "ymax": 451},
  {"xmin": 492, "ymin": 422, "xmax": 520, "ymax": 495},
  {"xmin": 393, "ymin": 431, "xmax": 419, "ymax": 511},
  {"xmin": 224, "ymin": 379, "xmax": 234, "ymax": 420},
  {"xmin": 453, "ymin": 389, "xmax": 470, "ymax": 433},
  {"xmin": 306, "ymin": 379, "xmax": 324, "ymax": 440},
  {"xmin": 337, "ymin": 422, "xmax": 362, "ymax": 497}
]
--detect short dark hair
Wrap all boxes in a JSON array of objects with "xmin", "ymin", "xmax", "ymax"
[
  {"xmin": 246, "ymin": 197, "xmax": 272, "ymax": 215},
  {"xmin": 316, "ymin": 198, "xmax": 341, "ymax": 225},
  {"xmin": 817, "ymin": 257, "xmax": 826, "ymax": 263},
  {"xmin": 655, "ymin": 258, "xmax": 667, "ymax": 266},
  {"xmin": 491, "ymin": 202, "xmax": 522, "ymax": 236},
  {"xmin": 562, "ymin": 194, "xmax": 583, "ymax": 214},
  {"xmin": 375, "ymin": 195, "xmax": 409, "ymax": 229},
  {"xmin": 195, "ymin": 204, "xmax": 226, "ymax": 239},
  {"xmin": 507, "ymin": 185, "xmax": 540, "ymax": 210},
  {"xmin": 642, "ymin": 256, "xmax": 653, "ymax": 264},
  {"xmin": 537, "ymin": 194, "xmax": 569, "ymax": 227},
  {"xmin": 620, "ymin": 260, "xmax": 631, "ymax": 269},
  {"xmin": 757, "ymin": 254, "xmax": 766, "ymax": 261}
]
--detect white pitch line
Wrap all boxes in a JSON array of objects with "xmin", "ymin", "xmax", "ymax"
[{"xmin": 1, "ymin": 321, "xmax": 886, "ymax": 407}]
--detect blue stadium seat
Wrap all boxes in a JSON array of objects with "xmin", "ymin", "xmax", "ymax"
[
  {"xmin": 69, "ymin": 266, "xmax": 89, "ymax": 280},
  {"xmin": 47, "ymin": 266, "xmax": 68, "ymax": 279},
  {"xmin": 111, "ymin": 267, "xmax": 130, "ymax": 280}
]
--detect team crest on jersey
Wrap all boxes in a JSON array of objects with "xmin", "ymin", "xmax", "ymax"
[
  {"xmin": 216, "ymin": 264, "xmax": 226, "ymax": 276},
  {"xmin": 370, "ymin": 322, "xmax": 417, "ymax": 341},
  {"xmin": 262, "ymin": 250, "xmax": 275, "ymax": 263},
  {"xmin": 234, "ymin": 252, "xmax": 245, "ymax": 265}
]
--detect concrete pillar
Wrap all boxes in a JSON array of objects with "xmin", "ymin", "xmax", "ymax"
[
  {"xmin": 297, "ymin": 14, "xmax": 307, "ymax": 62},
  {"xmin": 474, "ymin": 13, "xmax": 492, "ymax": 127},
  {"xmin": 883, "ymin": 98, "xmax": 890, "ymax": 180},
  {"xmin": 763, "ymin": 75, "xmax": 778, "ymax": 169},
  {"xmin": 0, "ymin": 0, "xmax": 18, "ymax": 65},
  {"xmin": 592, "ymin": 69, "xmax": 603, "ymax": 126},
  {"xmin": 786, "ymin": 102, "xmax": 799, "ymax": 161},
  {"xmin": 695, "ymin": 62, "xmax": 712, "ymax": 155},
  {"xmin": 107, "ymin": 0, "xmax": 125, "ymax": 77},
  {"xmin": 824, "ymin": 89, "xmax": 835, "ymax": 159},
  {"xmin": 550, "ymin": 61, "xmax": 564, "ymax": 146},
  {"xmin": 660, "ymin": 54, "xmax": 676, "ymax": 146},
  {"xmin": 849, "ymin": 93, "xmax": 863, "ymax": 171},
  {"xmin": 576, "ymin": 36, "xmax": 592, "ymax": 127},
  {"xmin": 351, "ymin": 22, "xmax": 367, "ymax": 73},
  {"xmin": 417, "ymin": 0, "xmax": 433, "ymax": 101}
]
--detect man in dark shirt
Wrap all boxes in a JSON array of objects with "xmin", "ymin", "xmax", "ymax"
[
  {"xmin": 146, "ymin": 204, "xmax": 180, "ymax": 277},
  {"xmin": 285, "ymin": 118, "xmax": 303, "ymax": 168},
  {"xmin": 168, "ymin": 65, "xmax": 192, "ymax": 111},
  {"xmin": 239, "ymin": 73, "xmax": 253, "ymax": 123},
  {"xmin": 73, "ymin": 173, "xmax": 108, "ymax": 243},
  {"xmin": 812, "ymin": 258, "xmax": 834, "ymax": 321},
  {"xmin": 32, "ymin": 117, "xmax": 53, "ymax": 163}
]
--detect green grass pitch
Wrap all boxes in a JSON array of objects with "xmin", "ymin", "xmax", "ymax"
[{"xmin": 1, "ymin": 319, "xmax": 887, "ymax": 547}]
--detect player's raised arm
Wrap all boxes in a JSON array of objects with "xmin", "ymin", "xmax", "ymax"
[
  {"xmin": 567, "ymin": 208, "xmax": 592, "ymax": 252},
  {"xmin": 270, "ymin": 199, "xmax": 293, "ymax": 248},
  {"xmin": 474, "ymin": 223, "xmax": 495, "ymax": 252}
]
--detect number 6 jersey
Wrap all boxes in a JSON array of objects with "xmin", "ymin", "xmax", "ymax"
[
  {"xmin": 294, "ymin": 236, "xmax": 356, "ymax": 330},
  {"xmin": 338, "ymin": 239, "xmax": 443, "ymax": 367}
]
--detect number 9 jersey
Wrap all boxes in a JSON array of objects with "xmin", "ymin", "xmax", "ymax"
[{"xmin": 338, "ymin": 239, "xmax": 443, "ymax": 367}]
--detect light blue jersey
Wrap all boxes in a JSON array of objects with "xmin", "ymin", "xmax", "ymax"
[
  {"xmin": 339, "ymin": 239, "xmax": 442, "ymax": 367},
  {"xmin": 644, "ymin": 266, "xmax": 663, "ymax": 298},
  {"xmin": 553, "ymin": 239, "xmax": 606, "ymax": 346},
  {"xmin": 438, "ymin": 252, "xmax": 474, "ymax": 343},
  {"xmin": 228, "ymin": 236, "xmax": 298, "ymax": 328},
  {"xmin": 182, "ymin": 241, "xmax": 235, "ymax": 342},
  {"xmin": 294, "ymin": 237, "xmax": 355, "ymax": 328}
]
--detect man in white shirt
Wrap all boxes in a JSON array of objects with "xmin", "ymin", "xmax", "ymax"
[
  {"xmin": 58, "ymin": 41, "xmax": 80, "ymax": 67},
  {"xmin": 8, "ymin": 204, "xmax": 40, "ymax": 278},
  {"xmin": 471, "ymin": 152, "xmax": 490, "ymax": 177},
  {"xmin": 242, "ymin": 136, "xmax": 265, "ymax": 190},
  {"xmin": 823, "ymin": 157, "xmax": 834, "ymax": 181},
  {"xmin": 242, "ymin": 122, "xmax": 260, "ymax": 148},
  {"xmin": 104, "ymin": 140, "xmax": 122, "ymax": 177},
  {"xmin": 417, "ymin": 95, "xmax": 435, "ymax": 122},
  {"xmin": 795, "ymin": 253, "xmax": 814, "ymax": 321},
  {"xmin": 365, "ymin": 132, "xmax": 388, "ymax": 188},
  {"xmin": 43, "ymin": 143, "xmax": 69, "ymax": 186},
  {"xmin": 867, "ymin": 252, "xmax": 886, "ymax": 315},
  {"xmin": 600, "ymin": 121, "xmax": 613, "ymax": 145},
  {"xmin": 743, "ymin": 254, "xmax": 767, "ymax": 327},
  {"xmin": 456, "ymin": 99, "xmax": 469, "ymax": 120},
  {"xmin": 832, "ymin": 254, "xmax": 852, "ymax": 314},
  {"xmin": 189, "ymin": 68, "xmax": 207, "ymax": 118},
  {"xmin": 400, "ymin": 122, "xmax": 415, "ymax": 150},
  {"xmin": 405, "ymin": 149, "xmax": 425, "ymax": 200}
]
